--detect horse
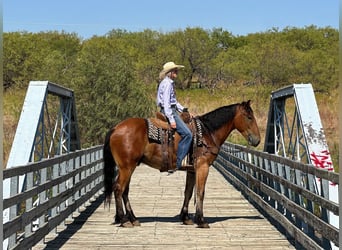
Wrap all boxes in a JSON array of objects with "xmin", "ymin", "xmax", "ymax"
[{"xmin": 103, "ymin": 100, "xmax": 260, "ymax": 228}]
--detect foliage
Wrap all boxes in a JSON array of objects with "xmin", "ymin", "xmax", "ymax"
[
  {"xmin": 3, "ymin": 31, "xmax": 81, "ymax": 89},
  {"xmin": 3, "ymin": 25, "xmax": 339, "ymax": 150},
  {"xmin": 69, "ymin": 37, "xmax": 154, "ymax": 146}
]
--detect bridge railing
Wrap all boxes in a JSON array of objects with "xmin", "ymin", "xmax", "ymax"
[
  {"xmin": 4, "ymin": 142, "xmax": 339, "ymax": 249},
  {"xmin": 3, "ymin": 145, "xmax": 104, "ymax": 250},
  {"xmin": 213, "ymin": 142, "xmax": 339, "ymax": 250}
]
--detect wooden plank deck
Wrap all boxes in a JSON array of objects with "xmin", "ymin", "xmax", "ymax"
[{"xmin": 33, "ymin": 164, "xmax": 294, "ymax": 249}]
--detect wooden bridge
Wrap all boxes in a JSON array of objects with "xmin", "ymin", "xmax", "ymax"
[
  {"xmin": 32, "ymin": 163, "xmax": 294, "ymax": 250},
  {"xmin": 3, "ymin": 82, "xmax": 339, "ymax": 249},
  {"xmin": 3, "ymin": 143, "xmax": 339, "ymax": 249}
]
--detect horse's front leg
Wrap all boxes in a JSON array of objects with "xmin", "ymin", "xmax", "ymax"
[
  {"xmin": 180, "ymin": 170, "xmax": 195, "ymax": 225},
  {"xmin": 194, "ymin": 163, "xmax": 210, "ymax": 228}
]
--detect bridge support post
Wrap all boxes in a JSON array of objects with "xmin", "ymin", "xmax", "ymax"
[
  {"xmin": 264, "ymin": 83, "xmax": 338, "ymax": 249},
  {"xmin": 3, "ymin": 81, "xmax": 80, "ymax": 249}
]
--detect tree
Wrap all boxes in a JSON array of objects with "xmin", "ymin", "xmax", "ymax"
[
  {"xmin": 70, "ymin": 37, "xmax": 154, "ymax": 146},
  {"xmin": 3, "ymin": 32, "xmax": 42, "ymax": 89},
  {"xmin": 4, "ymin": 31, "xmax": 82, "ymax": 89},
  {"xmin": 170, "ymin": 27, "xmax": 220, "ymax": 89}
]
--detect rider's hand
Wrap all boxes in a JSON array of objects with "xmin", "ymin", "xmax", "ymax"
[{"xmin": 170, "ymin": 122, "xmax": 176, "ymax": 129}]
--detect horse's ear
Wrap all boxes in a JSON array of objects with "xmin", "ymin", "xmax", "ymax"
[
  {"xmin": 242, "ymin": 100, "xmax": 251, "ymax": 106},
  {"xmin": 243, "ymin": 100, "xmax": 253, "ymax": 113}
]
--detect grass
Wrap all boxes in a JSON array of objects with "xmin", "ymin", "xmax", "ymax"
[
  {"xmin": 177, "ymin": 83, "xmax": 274, "ymax": 151},
  {"xmin": 3, "ymin": 87, "xmax": 26, "ymax": 167},
  {"xmin": 3, "ymin": 83, "xmax": 339, "ymax": 172},
  {"xmin": 315, "ymin": 90, "xmax": 339, "ymax": 171}
]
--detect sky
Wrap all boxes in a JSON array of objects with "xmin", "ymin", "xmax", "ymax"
[{"xmin": 3, "ymin": 0, "xmax": 339, "ymax": 39}]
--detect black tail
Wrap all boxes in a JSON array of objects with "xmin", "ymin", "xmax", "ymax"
[{"xmin": 103, "ymin": 128, "xmax": 116, "ymax": 206}]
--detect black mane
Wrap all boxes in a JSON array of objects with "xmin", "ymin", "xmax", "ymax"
[{"xmin": 198, "ymin": 104, "xmax": 237, "ymax": 133}]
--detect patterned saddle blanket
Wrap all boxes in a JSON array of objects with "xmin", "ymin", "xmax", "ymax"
[{"xmin": 146, "ymin": 117, "xmax": 203, "ymax": 146}]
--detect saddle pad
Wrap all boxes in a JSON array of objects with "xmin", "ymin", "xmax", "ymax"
[
  {"xmin": 193, "ymin": 118, "xmax": 203, "ymax": 147},
  {"xmin": 146, "ymin": 118, "xmax": 203, "ymax": 146},
  {"xmin": 146, "ymin": 119, "xmax": 166, "ymax": 144}
]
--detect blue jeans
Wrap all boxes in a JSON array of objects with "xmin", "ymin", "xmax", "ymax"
[
  {"xmin": 160, "ymin": 107, "xmax": 193, "ymax": 168},
  {"xmin": 171, "ymin": 109, "xmax": 193, "ymax": 168}
]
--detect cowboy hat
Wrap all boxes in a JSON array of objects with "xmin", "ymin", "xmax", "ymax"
[
  {"xmin": 161, "ymin": 62, "xmax": 184, "ymax": 74},
  {"xmin": 159, "ymin": 62, "xmax": 184, "ymax": 80}
]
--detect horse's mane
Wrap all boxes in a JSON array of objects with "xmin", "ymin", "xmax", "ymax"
[{"xmin": 197, "ymin": 104, "xmax": 238, "ymax": 133}]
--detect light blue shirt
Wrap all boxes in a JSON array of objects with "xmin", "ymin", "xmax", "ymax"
[{"xmin": 157, "ymin": 76, "xmax": 184, "ymax": 123}]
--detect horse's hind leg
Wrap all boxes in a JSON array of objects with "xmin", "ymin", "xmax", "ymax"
[
  {"xmin": 122, "ymin": 180, "xmax": 140, "ymax": 226},
  {"xmin": 180, "ymin": 171, "xmax": 195, "ymax": 225},
  {"xmin": 114, "ymin": 166, "xmax": 135, "ymax": 227},
  {"xmin": 114, "ymin": 180, "xmax": 128, "ymax": 226}
]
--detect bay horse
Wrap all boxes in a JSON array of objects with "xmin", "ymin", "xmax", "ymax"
[{"xmin": 103, "ymin": 100, "xmax": 260, "ymax": 228}]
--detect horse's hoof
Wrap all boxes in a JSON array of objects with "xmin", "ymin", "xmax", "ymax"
[
  {"xmin": 197, "ymin": 223, "xmax": 210, "ymax": 228},
  {"xmin": 121, "ymin": 221, "xmax": 134, "ymax": 228},
  {"xmin": 183, "ymin": 219, "xmax": 194, "ymax": 225},
  {"xmin": 114, "ymin": 216, "xmax": 121, "ymax": 224},
  {"xmin": 112, "ymin": 219, "xmax": 120, "ymax": 225},
  {"xmin": 132, "ymin": 220, "xmax": 141, "ymax": 226}
]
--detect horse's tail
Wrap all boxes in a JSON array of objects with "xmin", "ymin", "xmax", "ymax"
[{"xmin": 103, "ymin": 127, "xmax": 116, "ymax": 207}]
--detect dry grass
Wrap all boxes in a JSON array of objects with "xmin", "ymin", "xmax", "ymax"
[
  {"xmin": 316, "ymin": 90, "xmax": 339, "ymax": 170},
  {"xmin": 3, "ymin": 88, "xmax": 26, "ymax": 167}
]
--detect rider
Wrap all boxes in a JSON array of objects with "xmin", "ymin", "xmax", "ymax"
[{"xmin": 157, "ymin": 62, "xmax": 193, "ymax": 172}]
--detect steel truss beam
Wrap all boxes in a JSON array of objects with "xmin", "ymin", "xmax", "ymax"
[
  {"xmin": 264, "ymin": 83, "xmax": 338, "ymax": 249},
  {"xmin": 3, "ymin": 81, "xmax": 80, "ymax": 249}
]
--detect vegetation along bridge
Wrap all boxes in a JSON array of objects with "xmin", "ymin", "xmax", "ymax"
[{"xmin": 3, "ymin": 82, "xmax": 339, "ymax": 249}]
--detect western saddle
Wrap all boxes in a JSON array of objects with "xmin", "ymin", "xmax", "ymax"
[{"xmin": 147, "ymin": 111, "xmax": 199, "ymax": 172}]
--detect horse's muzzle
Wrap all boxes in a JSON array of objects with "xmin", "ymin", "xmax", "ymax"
[{"xmin": 248, "ymin": 134, "xmax": 260, "ymax": 147}]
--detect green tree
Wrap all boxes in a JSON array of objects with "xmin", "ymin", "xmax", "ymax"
[
  {"xmin": 171, "ymin": 27, "xmax": 220, "ymax": 89},
  {"xmin": 284, "ymin": 26, "xmax": 339, "ymax": 91},
  {"xmin": 70, "ymin": 37, "xmax": 154, "ymax": 146},
  {"xmin": 3, "ymin": 32, "xmax": 43, "ymax": 89},
  {"xmin": 36, "ymin": 31, "xmax": 82, "ymax": 85},
  {"xmin": 259, "ymin": 41, "xmax": 297, "ymax": 85},
  {"xmin": 4, "ymin": 31, "xmax": 81, "ymax": 89}
]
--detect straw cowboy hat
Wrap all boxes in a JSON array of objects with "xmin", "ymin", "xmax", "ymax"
[{"xmin": 159, "ymin": 62, "xmax": 184, "ymax": 79}]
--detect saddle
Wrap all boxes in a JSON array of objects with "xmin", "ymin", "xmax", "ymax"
[{"xmin": 146, "ymin": 111, "xmax": 202, "ymax": 172}]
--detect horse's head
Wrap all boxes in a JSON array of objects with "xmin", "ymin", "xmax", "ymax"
[{"xmin": 234, "ymin": 100, "xmax": 261, "ymax": 147}]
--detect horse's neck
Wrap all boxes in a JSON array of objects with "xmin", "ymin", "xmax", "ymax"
[
  {"xmin": 211, "ymin": 123, "xmax": 235, "ymax": 146},
  {"xmin": 199, "ymin": 119, "xmax": 235, "ymax": 147},
  {"xmin": 199, "ymin": 105, "xmax": 237, "ymax": 146}
]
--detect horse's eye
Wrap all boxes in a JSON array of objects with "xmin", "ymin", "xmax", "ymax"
[{"xmin": 247, "ymin": 116, "xmax": 252, "ymax": 120}]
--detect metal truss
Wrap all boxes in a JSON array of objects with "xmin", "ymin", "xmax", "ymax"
[
  {"xmin": 264, "ymin": 83, "xmax": 337, "ymax": 249},
  {"xmin": 4, "ymin": 81, "xmax": 81, "ymax": 249}
]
